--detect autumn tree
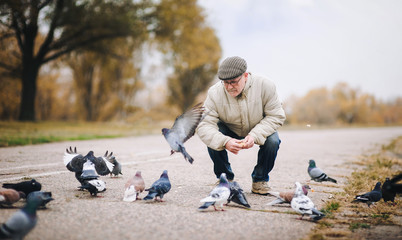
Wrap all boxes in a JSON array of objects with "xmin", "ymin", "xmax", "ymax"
[
  {"xmin": 153, "ymin": 0, "xmax": 222, "ymax": 111},
  {"xmin": 0, "ymin": 0, "xmax": 153, "ymax": 121}
]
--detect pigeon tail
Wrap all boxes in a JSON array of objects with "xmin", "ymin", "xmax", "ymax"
[
  {"xmin": 310, "ymin": 208, "xmax": 326, "ymax": 221},
  {"xmin": 179, "ymin": 145, "xmax": 194, "ymax": 164},
  {"xmin": 198, "ymin": 202, "xmax": 214, "ymax": 210},
  {"xmin": 266, "ymin": 198, "xmax": 285, "ymax": 206},
  {"xmin": 327, "ymin": 177, "xmax": 337, "ymax": 184}
]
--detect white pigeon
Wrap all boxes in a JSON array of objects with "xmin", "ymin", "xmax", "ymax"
[
  {"xmin": 291, "ymin": 182, "xmax": 325, "ymax": 221},
  {"xmin": 199, "ymin": 173, "xmax": 230, "ymax": 211},
  {"xmin": 123, "ymin": 171, "xmax": 145, "ymax": 202}
]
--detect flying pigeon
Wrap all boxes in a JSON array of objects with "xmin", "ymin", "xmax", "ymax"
[
  {"xmin": 104, "ymin": 151, "xmax": 122, "ymax": 177},
  {"xmin": 123, "ymin": 171, "xmax": 145, "ymax": 202},
  {"xmin": 27, "ymin": 191, "xmax": 54, "ymax": 208},
  {"xmin": 352, "ymin": 182, "xmax": 382, "ymax": 207},
  {"xmin": 79, "ymin": 179, "xmax": 106, "ymax": 197},
  {"xmin": 162, "ymin": 103, "xmax": 206, "ymax": 164},
  {"xmin": 143, "ymin": 170, "xmax": 171, "ymax": 202},
  {"xmin": 2, "ymin": 179, "xmax": 42, "ymax": 197},
  {"xmin": 307, "ymin": 159, "xmax": 337, "ymax": 183},
  {"xmin": 382, "ymin": 173, "xmax": 402, "ymax": 204},
  {"xmin": 199, "ymin": 173, "xmax": 230, "ymax": 211},
  {"xmin": 227, "ymin": 181, "xmax": 250, "ymax": 208},
  {"xmin": 291, "ymin": 182, "xmax": 325, "ymax": 221},
  {"xmin": 0, "ymin": 189, "xmax": 25, "ymax": 206},
  {"xmin": 0, "ymin": 192, "xmax": 45, "ymax": 240},
  {"xmin": 267, "ymin": 184, "xmax": 311, "ymax": 206}
]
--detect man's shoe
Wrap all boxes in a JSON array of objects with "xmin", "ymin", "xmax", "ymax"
[
  {"xmin": 251, "ymin": 181, "xmax": 270, "ymax": 195},
  {"xmin": 213, "ymin": 179, "xmax": 233, "ymax": 186}
]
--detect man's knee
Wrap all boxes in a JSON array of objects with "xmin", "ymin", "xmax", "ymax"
[{"xmin": 263, "ymin": 132, "xmax": 281, "ymax": 150}]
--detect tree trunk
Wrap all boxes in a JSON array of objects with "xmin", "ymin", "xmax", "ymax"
[{"xmin": 18, "ymin": 62, "xmax": 39, "ymax": 121}]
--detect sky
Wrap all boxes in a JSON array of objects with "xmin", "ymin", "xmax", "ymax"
[{"xmin": 198, "ymin": 0, "xmax": 402, "ymax": 102}]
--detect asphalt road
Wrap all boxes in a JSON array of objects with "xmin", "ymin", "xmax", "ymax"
[{"xmin": 1, "ymin": 126, "xmax": 401, "ymax": 240}]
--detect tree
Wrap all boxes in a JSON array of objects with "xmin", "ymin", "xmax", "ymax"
[
  {"xmin": 153, "ymin": 0, "xmax": 222, "ymax": 111},
  {"xmin": 0, "ymin": 0, "xmax": 152, "ymax": 121}
]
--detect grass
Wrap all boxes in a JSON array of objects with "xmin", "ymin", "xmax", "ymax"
[
  {"xmin": 306, "ymin": 136, "xmax": 402, "ymax": 239},
  {"xmin": 0, "ymin": 121, "xmax": 169, "ymax": 147}
]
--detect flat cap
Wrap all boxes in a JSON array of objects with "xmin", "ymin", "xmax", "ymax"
[{"xmin": 217, "ymin": 56, "xmax": 247, "ymax": 80}]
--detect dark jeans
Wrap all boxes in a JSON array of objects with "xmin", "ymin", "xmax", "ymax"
[{"xmin": 207, "ymin": 122, "xmax": 281, "ymax": 182}]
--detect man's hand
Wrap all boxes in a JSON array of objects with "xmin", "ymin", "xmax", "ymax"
[
  {"xmin": 242, "ymin": 135, "xmax": 255, "ymax": 149},
  {"xmin": 225, "ymin": 138, "xmax": 244, "ymax": 154}
]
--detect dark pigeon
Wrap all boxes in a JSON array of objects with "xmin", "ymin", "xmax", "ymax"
[
  {"xmin": 162, "ymin": 103, "xmax": 205, "ymax": 164},
  {"xmin": 382, "ymin": 173, "xmax": 402, "ymax": 204},
  {"xmin": 307, "ymin": 159, "xmax": 337, "ymax": 183},
  {"xmin": 2, "ymin": 179, "xmax": 42, "ymax": 197},
  {"xmin": 0, "ymin": 192, "xmax": 45, "ymax": 240},
  {"xmin": 227, "ymin": 181, "xmax": 250, "ymax": 208},
  {"xmin": 199, "ymin": 173, "xmax": 231, "ymax": 211},
  {"xmin": 143, "ymin": 170, "xmax": 171, "ymax": 202},
  {"xmin": 26, "ymin": 191, "xmax": 54, "ymax": 208},
  {"xmin": 79, "ymin": 179, "xmax": 106, "ymax": 197},
  {"xmin": 63, "ymin": 147, "xmax": 114, "ymax": 184},
  {"xmin": 352, "ymin": 182, "xmax": 382, "ymax": 207},
  {"xmin": 0, "ymin": 189, "xmax": 25, "ymax": 207}
]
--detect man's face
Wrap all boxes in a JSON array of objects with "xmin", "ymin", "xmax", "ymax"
[{"xmin": 222, "ymin": 73, "xmax": 247, "ymax": 97}]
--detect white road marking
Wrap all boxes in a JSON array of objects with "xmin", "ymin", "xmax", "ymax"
[{"xmin": 0, "ymin": 155, "xmax": 181, "ymax": 182}]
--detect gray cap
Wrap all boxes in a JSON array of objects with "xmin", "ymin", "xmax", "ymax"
[{"xmin": 217, "ymin": 56, "xmax": 247, "ymax": 80}]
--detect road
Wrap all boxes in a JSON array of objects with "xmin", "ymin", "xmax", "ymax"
[{"xmin": 1, "ymin": 126, "xmax": 401, "ymax": 240}]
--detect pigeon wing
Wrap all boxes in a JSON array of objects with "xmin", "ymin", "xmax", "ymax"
[
  {"xmin": 92, "ymin": 156, "xmax": 114, "ymax": 176},
  {"xmin": 170, "ymin": 103, "xmax": 205, "ymax": 143}
]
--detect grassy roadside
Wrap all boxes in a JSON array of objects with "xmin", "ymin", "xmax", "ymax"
[
  {"xmin": 0, "ymin": 121, "xmax": 169, "ymax": 147},
  {"xmin": 307, "ymin": 136, "xmax": 402, "ymax": 240}
]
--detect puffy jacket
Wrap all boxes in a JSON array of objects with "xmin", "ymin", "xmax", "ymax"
[{"xmin": 197, "ymin": 73, "xmax": 286, "ymax": 151}]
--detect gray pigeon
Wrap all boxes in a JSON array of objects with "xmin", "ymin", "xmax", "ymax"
[
  {"xmin": 143, "ymin": 170, "xmax": 171, "ymax": 202},
  {"xmin": 26, "ymin": 191, "xmax": 54, "ymax": 209},
  {"xmin": 162, "ymin": 103, "xmax": 205, "ymax": 164},
  {"xmin": 291, "ymin": 182, "xmax": 325, "ymax": 221},
  {"xmin": 308, "ymin": 159, "xmax": 337, "ymax": 183},
  {"xmin": 352, "ymin": 182, "xmax": 382, "ymax": 207},
  {"xmin": 0, "ymin": 192, "xmax": 45, "ymax": 239},
  {"xmin": 227, "ymin": 181, "xmax": 250, "ymax": 208},
  {"xmin": 199, "ymin": 173, "xmax": 231, "ymax": 211}
]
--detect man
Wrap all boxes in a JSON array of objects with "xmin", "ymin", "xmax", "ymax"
[{"xmin": 197, "ymin": 56, "xmax": 286, "ymax": 195}]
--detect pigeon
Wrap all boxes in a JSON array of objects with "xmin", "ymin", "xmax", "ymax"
[
  {"xmin": 63, "ymin": 147, "xmax": 114, "ymax": 184},
  {"xmin": 26, "ymin": 191, "xmax": 54, "ymax": 208},
  {"xmin": 79, "ymin": 179, "xmax": 106, "ymax": 197},
  {"xmin": 307, "ymin": 159, "xmax": 337, "ymax": 183},
  {"xmin": 199, "ymin": 173, "xmax": 231, "ymax": 211},
  {"xmin": 267, "ymin": 184, "xmax": 311, "ymax": 206},
  {"xmin": 143, "ymin": 170, "xmax": 171, "ymax": 202},
  {"xmin": 2, "ymin": 179, "xmax": 42, "ymax": 197},
  {"xmin": 0, "ymin": 189, "xmax": 25, "ymax": 206},
  {"xmin": 227, "ymin": 181, "xmax": 250, "ymax": 208},
  {"xmin": 104, "ymin": 151, "xmax": 122, "ymax": 177},
  {"xmin": 291, "ymin": 182, "xmax": 325, "ymax": 221},
  {"xmin": 352, "ymin": 182, "xmax": 382, "ymax": 207},
  {"xmin": 0, "ymin": 192, "xmax": 45, "ymax": 240},
  {"xmin": 123, "ymin": 171, "xmax": 145, "ymax": 202},
  {"xmin": 382, "ymin": 173, "xmax": 402, "ymax": 204},
  {"xmin": 162, "ymin": 103, "xmax": 205, "ymax": 164}
]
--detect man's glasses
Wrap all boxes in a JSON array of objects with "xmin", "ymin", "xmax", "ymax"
[{"xmin": 221, "ymin": 74, "xmax": 243, "ymax": 87}]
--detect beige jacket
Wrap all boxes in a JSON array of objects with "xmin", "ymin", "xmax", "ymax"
[{"xmin": 197, "ymin": 73, "xmax": 286, "ymax": 151}]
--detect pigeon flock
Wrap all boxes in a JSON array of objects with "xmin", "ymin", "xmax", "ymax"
[{"xmin": 0, "ymin": 103, "xmax": 401, "ymax": 239}]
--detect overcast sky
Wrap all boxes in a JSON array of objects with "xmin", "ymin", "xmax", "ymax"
[{"xmin": 198, "ymin": 0, "xmax": 402, "ymax": 102}]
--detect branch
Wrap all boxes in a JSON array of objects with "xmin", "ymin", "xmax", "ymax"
[
  {"xmin": 38, "ymin": 0, "xmax": 52, "ymax": 10},
  {"xmin": 36, "ymin": 0, "xmax": 64, "ymax": 61}
]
